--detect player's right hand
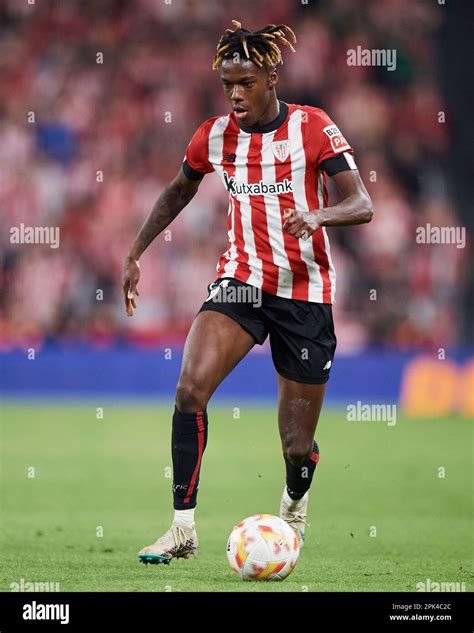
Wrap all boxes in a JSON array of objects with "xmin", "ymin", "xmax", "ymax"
[{"xmin": 122, "ymin": 257, "xmax": 141, "ymax": 317}]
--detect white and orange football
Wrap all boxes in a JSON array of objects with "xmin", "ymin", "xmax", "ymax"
[{"xmin": 226, "ymin": 514, "xmax": 300, "ymax": 581}]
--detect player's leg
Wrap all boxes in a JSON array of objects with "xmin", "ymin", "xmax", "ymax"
[
  {"xmin": 171, "ymin": 308, "xmax": 257, "ymax": 512},
  {"xmin": 264, "ymin": 297, "xmax": 336, "ymax": 547},
  {"xmin": 169, "ymin": 278, "xmax": 266, "ymax": 528},
  {"xmin": 277, "ymin": 375, "xmax": 326, "ymax": 546},
  {"xmin": 139, "ymin": 308, "xmax": 259, "ymax": 564}
]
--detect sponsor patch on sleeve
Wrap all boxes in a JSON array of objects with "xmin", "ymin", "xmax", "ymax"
[{"xmin": 323, "ymin": 124, "xmax": 351, "ymax": 153}]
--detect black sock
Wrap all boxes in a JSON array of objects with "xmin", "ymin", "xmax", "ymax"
[
  {"xmin": 285, "ymin": 440, "xmax": 319, "ymax": 501},
  {"xmin": 172, "ymin": 406, "xmax": 208, "ymax": 510}
]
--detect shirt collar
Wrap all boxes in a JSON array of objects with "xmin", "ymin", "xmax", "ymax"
[{"xmin": 237, "ymin": 100, "xmax": 289, "ymax": 134}]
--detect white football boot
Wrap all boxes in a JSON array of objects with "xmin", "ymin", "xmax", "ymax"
[
  {"xmin": 279, "ymin": 488, "xmax": 309, "ymax": 548},
  {"xmin": 138, "ymin": 523, "xmax": 198, "ymax": 565}
]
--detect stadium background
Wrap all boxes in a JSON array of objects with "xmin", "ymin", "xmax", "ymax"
[{"xmin": 0, "ymin": 0, "xmax": 472, "ymax": 595}]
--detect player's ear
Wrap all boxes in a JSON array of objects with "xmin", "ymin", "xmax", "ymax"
[{"xmin": 268, "ymin": 67, "xmax": 278, "ymax": 89}]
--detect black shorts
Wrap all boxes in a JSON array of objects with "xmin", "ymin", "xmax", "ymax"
[{"xmin": 197, "ymin": 278, "xmax": 337, "ymax": 385}]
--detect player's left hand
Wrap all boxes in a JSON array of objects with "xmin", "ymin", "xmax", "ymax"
[{"xmin": 282, "ymin": 209, "xmax": 321, "ymax": 240}]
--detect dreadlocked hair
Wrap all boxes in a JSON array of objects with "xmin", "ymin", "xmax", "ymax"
[{"xmin": 212, "ymin": 20, "xmax": 296, "ymax": 70}]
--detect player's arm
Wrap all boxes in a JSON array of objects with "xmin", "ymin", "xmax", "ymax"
[
  {"xmin": 283, "ymin": 170, "xmax": 373, "ymax": 239},
  {"xmin": 317, "ymin": 170, "xmax": 373, "ymax": 226},
  {"xmin": 283, "ymin": 110, "xmax": 373, "ymax": 239},
  {"xmin": 123, "ymin": 166, "xmax": 202, "ymax": 316}
]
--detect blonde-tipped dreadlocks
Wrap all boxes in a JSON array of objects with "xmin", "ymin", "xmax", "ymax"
[{"xmin": 212, "ymin": 20, "xmax": 296, "ymax": 70}]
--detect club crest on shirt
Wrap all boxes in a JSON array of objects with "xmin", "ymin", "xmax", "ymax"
[{"xmin": 271, "ymin": 139, "xmax": 291, "ymax": 162}]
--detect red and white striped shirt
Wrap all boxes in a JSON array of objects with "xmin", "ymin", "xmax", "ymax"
[{"xmin": 183, "ymin": 101, "xmax": 356, "ymax": 304}]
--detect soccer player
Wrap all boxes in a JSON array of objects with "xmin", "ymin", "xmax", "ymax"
[{"xmin": 123, "ymin": 20, "xmax": 373, "ymax": 564}]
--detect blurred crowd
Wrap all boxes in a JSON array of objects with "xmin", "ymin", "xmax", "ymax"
[{"xmin": 0, "ymin": 0, "xmax": 468, "ymax": 351}]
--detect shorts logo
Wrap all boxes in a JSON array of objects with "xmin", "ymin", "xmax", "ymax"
[
  {"xmin": 205, "ymin": 279, "xmax": 230, "ymax": 302},
  {"xmin": 271, "ymin": 140, "xmax": 291, "ymax": 162},
  {"xmin": 323, "ymin": 360, "xmax": 332, "ymax": 370},
  {"xmin": 204, "ymin": 279, "xmax": 262, "ymax": 308},
  {"xmin": 323, "ymin": 125, "xmax": 350, "ymax": 154}
]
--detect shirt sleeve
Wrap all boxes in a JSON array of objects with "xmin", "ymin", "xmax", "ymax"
[
  {"xmin": 182, "ymin": 120, "xmax": 215, "ymax": 180},
  {"xmin": 308, "ymin": 108, "xmax": 356, "ymax": 173},
  {"xmin": 320, "ymin": 152, "xmax": 358, "ymax": 176}
]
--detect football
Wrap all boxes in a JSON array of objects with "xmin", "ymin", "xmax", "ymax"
[{"xmin": 226, "ymin": 514, "xmax": 300, "ymax": 581}]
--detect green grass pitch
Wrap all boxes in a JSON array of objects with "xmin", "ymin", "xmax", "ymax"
[{"xmin": 0, "ymin": 402, "xmax": 472, "ymax": 592}]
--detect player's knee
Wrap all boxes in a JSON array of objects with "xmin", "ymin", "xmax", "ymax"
[
  {"xmin": 283, "ymin": 442, "xmax": 312, "ymax": 467},
  {"xmin": 175, "ymin": 377, "xmax": 209, "ymax": 413}
]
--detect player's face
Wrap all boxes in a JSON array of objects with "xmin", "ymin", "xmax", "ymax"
[{"xmin": 220, "ymin": 59, "xmax": 277, "ymax": 127}]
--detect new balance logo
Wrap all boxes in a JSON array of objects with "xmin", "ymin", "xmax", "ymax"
[
  {"xmin": 223, "ymin": 152, "xmax": 236, "ymax": 163},
  {"xmin": 222, "ymin": 171, "xmax": 293, "ymax": 197},
  {"xmin": 323, "ymin": 360, "xmax": 332, "ymax": 370}
]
